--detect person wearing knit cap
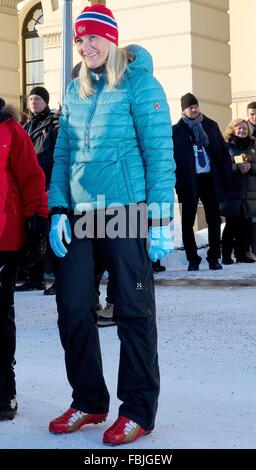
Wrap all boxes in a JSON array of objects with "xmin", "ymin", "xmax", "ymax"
[
  {"xmin": 29, "ymin": 86, "xmax": 50, "ymax": 106},
  {"xmin": 247, "ymin": 102, "xmax": 256, "ymax": 256},
  {"xmin": 73, "ymin": 3, "xmax": 119, "ymax": 46},
  {"xmin": 172, "ymin": 93, "xmax": 232, "ymax": 271},
  {"xmin": 24, "ymin": 85, "xmax": 57, "ymax": 188},
  {"xmin": 15, "ymin": 86, "xmax": 60, "ymax": 295},
  {"xmin": 181, "ymin": 92, "xmax": 199, "ymax": 112},
  {"xmin": 48, "ymin": 2, "xmax": 176, "ymax": 446}
]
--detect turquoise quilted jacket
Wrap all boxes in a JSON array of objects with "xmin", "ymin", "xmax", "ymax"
[{"xmin": 49, "ymin": 45, "xmax": 176, "ymax": 219}]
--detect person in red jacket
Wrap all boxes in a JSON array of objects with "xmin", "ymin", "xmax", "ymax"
[{"xmin": 0, "ymin": 97, "xmax": 48, "ymax": 420}]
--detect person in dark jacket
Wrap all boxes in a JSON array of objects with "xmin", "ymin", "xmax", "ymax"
[
  {"xmin": 247, "ymin": 102, "xmax": 256, "ymax": 255},
  {"xmin": 0, "ymin": 97, "xmax": 48, "ymax": 420},
  {"xmin": 47, "ymin": 3, "xmax": 175, "ymax": 446},
  {"xmin": 221, "ymin": 119, "xmax": 256, "ymax": 263},
  {"xmin": 173, "ymin": 92, "xmax": 231, "ymax": 271},
  {"xmin": 16, "ymin": 86, "xmax": 59, "ymax": 294}
]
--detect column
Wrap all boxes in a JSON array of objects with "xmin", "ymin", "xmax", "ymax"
[
  {"xmin": 229, "ymin": 0, "xmax": 256, "ymax": 118},
  {"xmin": 41, "ymin": 30, "xmax": 62, "ymax": 107},
  {"xmin": 111, "ymin": 0, "xmax": 231, "ymax": 129},
  {"xmin": 190, "ymin": 0, "xmax": 231, "ymax": 130},
  {"xmin": 0, "ymin": 0, "xmax": 19, "ymax": 104},
  {"xmin": 34, "ymin": 0, "xmax": 62, "ymax": 108}
]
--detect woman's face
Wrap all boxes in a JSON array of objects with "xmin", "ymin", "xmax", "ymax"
[
  {"xmin": 76, "ymin": 35, "xmax": 110, "ymax": 69},
  {"xmin": 234, "ymin": 123, "xmax": 249, "ymax": 138}
]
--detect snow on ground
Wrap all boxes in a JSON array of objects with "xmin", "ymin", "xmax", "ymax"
[{"xmin": 1, "ymin": 252, "xmax": 256, "ymax": 449}]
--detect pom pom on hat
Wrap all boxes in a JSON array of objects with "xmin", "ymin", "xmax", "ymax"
[{"xmin": 74, "ymin": 3, "xmax": 118, "ymax": 45}]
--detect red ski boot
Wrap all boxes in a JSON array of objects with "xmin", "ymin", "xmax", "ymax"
[
  {"xmin": 49, "ymin": 407, "xmax": 107, "ymax": 434},
  {"xmin": 103, "ymin": 416, "xmax": 149, "ymax": 446}
]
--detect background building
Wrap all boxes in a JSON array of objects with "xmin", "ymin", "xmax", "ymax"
[{"xmin": 0, "ymin": 0, "xmax": 254, "ymax": 129}]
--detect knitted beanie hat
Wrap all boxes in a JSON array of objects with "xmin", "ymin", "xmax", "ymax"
[
  {"xmin": 74, "ymin": 3, "xmax": 118, "ymax": 45},
  {"xmin": 181, "ymin": 93, "xmax": 199, "ymax": 111},
  {"xmin": 29, "ymin": 86, "xmax": 49, "ymax": 105}
]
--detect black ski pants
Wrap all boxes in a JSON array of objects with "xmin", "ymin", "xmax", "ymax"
[
  {"xmin": 0, "ymin": 252, "xmax": 17, "ymax": 402},
  {"xmin": 55, "ymin": 210, "xmax": 159, "ymax": 431}
]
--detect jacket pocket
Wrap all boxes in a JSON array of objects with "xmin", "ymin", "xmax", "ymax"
[
  {"xmin": 121, "ymin": 160, "xmax": 135, "ymax": 201},
  {"xmin": 70, "ymin": 159, "xmax": 120, "ymax": 204}
]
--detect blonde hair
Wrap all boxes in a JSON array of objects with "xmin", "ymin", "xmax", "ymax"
[
  {"xmin": 223, "ymin": 118, "xmax": 253, "ymax": 141},
  {"xmin": 79, "ymin": 42, "xmax": 129, "ymax": 98}
]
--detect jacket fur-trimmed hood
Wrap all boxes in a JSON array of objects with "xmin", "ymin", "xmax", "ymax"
[{"xmin": 0, "ymin": 103, "xmax": 21, "ymax": 123}]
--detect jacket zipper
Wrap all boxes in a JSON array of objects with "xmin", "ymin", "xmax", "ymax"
[
  {"xmin": 85, "ymin": 77, "xmax": 104, "ymax": 149},
  {"xmin": 25, "ymin": 115, "xmax": 52, "ymax": 138}
]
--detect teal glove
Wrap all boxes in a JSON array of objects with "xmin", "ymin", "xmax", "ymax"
[
  {"xmin": 147, "ymin": 224, "xmax": 173, "ymax": 262},
  {"xmin": 49, "ymin": 214, "xmax": 72, "ymax": 257}
]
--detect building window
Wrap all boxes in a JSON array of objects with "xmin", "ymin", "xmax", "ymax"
[{"xmin": 21, "ymin": 3, "xmax": 44, "ymax": 111}]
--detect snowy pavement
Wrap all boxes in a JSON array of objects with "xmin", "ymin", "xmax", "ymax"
[
  {"xmin": 1, "ymin": 254, "xmax": 256, "ymax": 450},
  {"xmin": 160, "ymin": 249, "xmax": 256, "ymax": 285}
]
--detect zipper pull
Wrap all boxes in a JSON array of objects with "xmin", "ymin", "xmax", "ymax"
[{"xmin": 85, "ymin": 128, "xmax": 89, "ymax": 148}]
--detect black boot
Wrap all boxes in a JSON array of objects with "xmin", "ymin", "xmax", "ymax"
[
  {"xmin": 188, "ymin": 256, "xmax": 202, "ymax": 271},
  {"xmin": 208, "ymin": 260, "xmax": 222, "ymax": 270},
  {"xmin": 152, "ymin": 260, "xmax": 166, "ymax": 273},
  {"xmin": 0, "ymin": 396, "xmax": 18, "ymax": 420},
  {"xmin": 15, "ymin": 279, "xmax": 46, "ymax": 291},
  {"xmin": 43, "ymin": 282, "xmax": 56, "ymax": 296},
  {"xmin": 222, "ymin": 257, "xmax": 234, "ymax": 265}
]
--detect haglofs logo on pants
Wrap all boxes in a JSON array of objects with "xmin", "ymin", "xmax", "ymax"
[{"xmin": 136, "ymin": 282, "xmax": 143, "ymax": 290}]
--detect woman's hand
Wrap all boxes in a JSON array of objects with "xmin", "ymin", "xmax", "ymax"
[
  {"xmin": 49, "ymin": 214, "xmax": 72, "ymax": 257},
  {"xmin": 238, "ymin": 162, "xmax": 251, "ymax": 174},
  {"xmin": 147, "ymin": 224, "xmax": 173, "ymax": 262}
]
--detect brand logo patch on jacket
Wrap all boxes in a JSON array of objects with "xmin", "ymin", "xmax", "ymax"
[{"xmin": 154, "ymin": 103, "xmax": 161, "ymax": 111}]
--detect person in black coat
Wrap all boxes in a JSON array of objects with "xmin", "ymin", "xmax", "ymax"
[
  {"xmin": 220, "ymin": 119, "xmax": 256, "ymax": 263},
  {"xmin": 173, "ymin": 93, "xmax": 231, "ymax": 270},
  {"xmin": 16, "ymin": 87, "xmax": 60, "ymax": 293},
  {"xmin": 247, "ymin": 102, "xmax": 256, "ymax": 255},
  {"xmin": 23, "ymin": 87, "xmax": 59, "ymax": 191}
]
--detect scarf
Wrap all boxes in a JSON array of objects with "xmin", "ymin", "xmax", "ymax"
[
  {"xmin": 182, "ymin": 113, "xmax": 209, "ymax": 147},
  {"xmin": 229, "ymin": 134, "xmax": 253, "ymax": 150}
]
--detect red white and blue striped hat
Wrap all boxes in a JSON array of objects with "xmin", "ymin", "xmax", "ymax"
[{"xmin": 74, "ymin": 3, "xmax": 118, "ymax": 45}]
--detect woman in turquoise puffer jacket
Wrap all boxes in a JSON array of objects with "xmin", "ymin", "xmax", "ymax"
[
  {"xmin": 48, "ymin": 3, "xmax": 175, "ymax": 446},
  {"xmin": 49, "ymin": 46, "xmax": 175, "ymax": 213}
]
